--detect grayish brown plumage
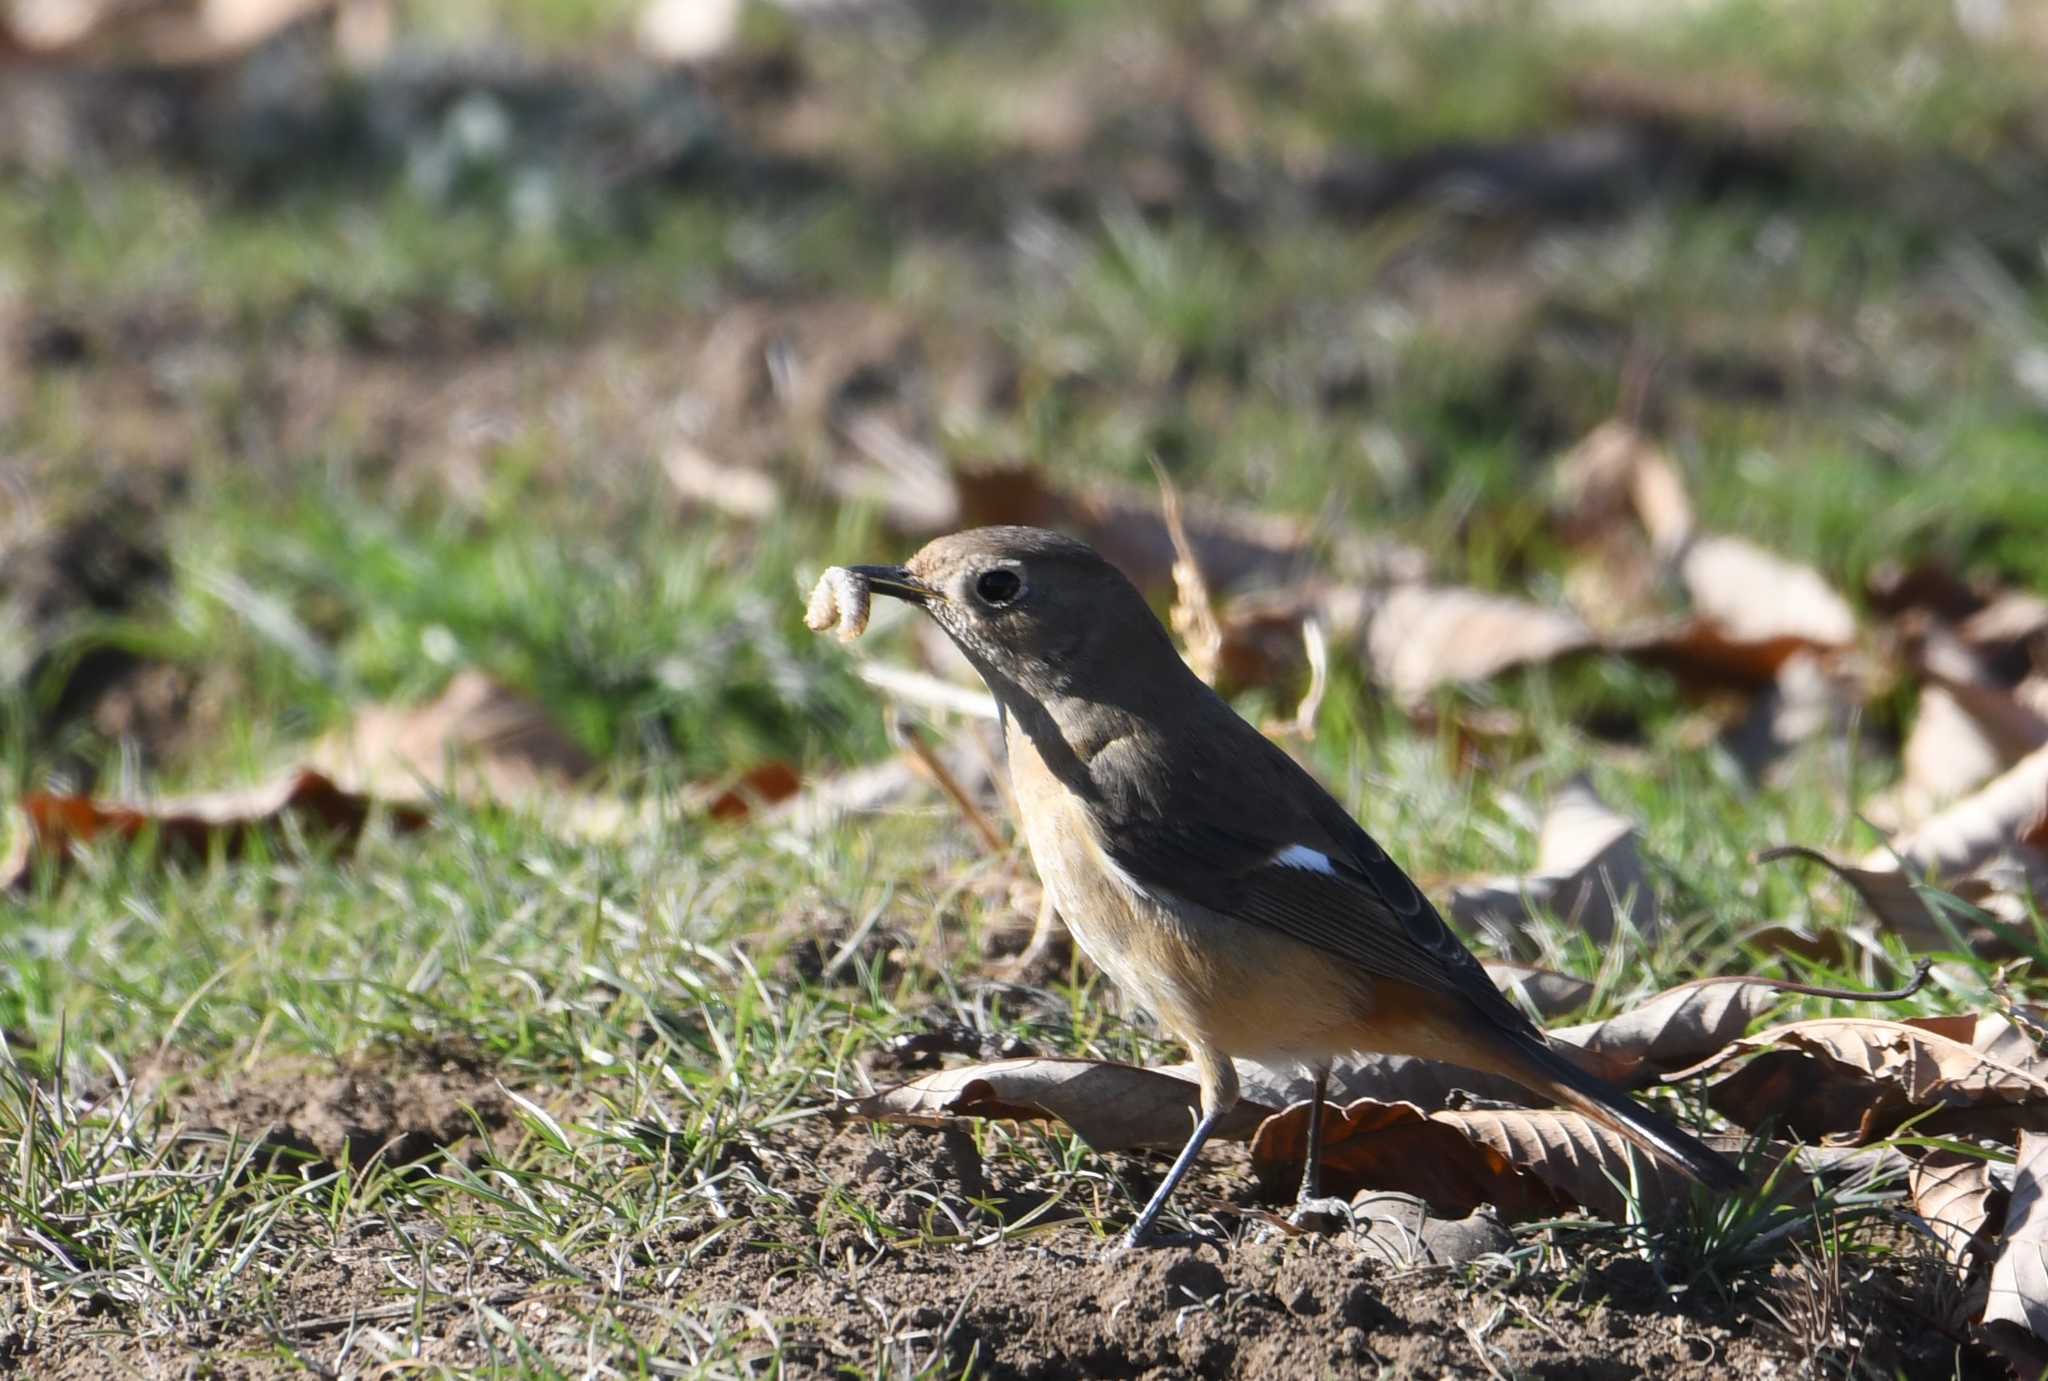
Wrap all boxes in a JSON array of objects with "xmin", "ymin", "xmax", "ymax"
[{"xmin": 830, "ymin": 525, "xmax": 1744, "ymax": 1247}]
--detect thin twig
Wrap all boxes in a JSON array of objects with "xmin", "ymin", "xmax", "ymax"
[
  {"xmin": 1151, "ymin": 458, "xmax": 1223, "ymax": 684},
  {"xmin": 889, "ymin": 714, "xmax": 1008, "ymax": 856}
]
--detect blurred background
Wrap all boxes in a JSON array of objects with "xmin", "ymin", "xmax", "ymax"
[{"xmin": 3, "ymin": 0, "xmax": 2047, "ymax": 801}]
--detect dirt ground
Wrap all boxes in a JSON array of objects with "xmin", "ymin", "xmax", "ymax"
[{"xmin": 5, "ymin": 1097, "xmax": 1977, "ymax": 1379}]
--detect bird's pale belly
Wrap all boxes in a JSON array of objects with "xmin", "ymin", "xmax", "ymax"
[{"xmin": 1009, "ymin": 754, "xmax": 1372, "ymax": 1068}]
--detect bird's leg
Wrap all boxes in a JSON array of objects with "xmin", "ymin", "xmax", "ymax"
[
  {"xmin": 1119, "ymin": 1108, "xmax": 1225, "ymax": 1251},
  {"xmin": 1290, "ymin": 1062, "xmax": 1351, "ymax": 1233}
]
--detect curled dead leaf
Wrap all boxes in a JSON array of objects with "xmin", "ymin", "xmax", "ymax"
[
  {"xmin": 1249, "ymin": 1098, "xmax": 1571, "ymax": 1221},
  {"xmin": 1250, "ymin": 1097, "xmax": 1723, "ymax": 1224},
  {"xmin": 312, "ymin": 670, "xmax": 595, "ymax": 811},
  {"xmin": 2, "ymin": 768, "xmax": 425, "ymax": 891},
  {"xmin": 1365, "ymin": 586, "xmax": 1596, "ymax": 705},
  {"xmin": 1450, "ymin": 773, "xmax": 1654, "ymax": 950},
  {"xmin": 850, "ymin": 1057, "xmax": 1275, "ymax": 1151},
  {"xmin": 1984, "ymin": 1132, "xmax": 2048, "ymax": 1364},
  {"xmin": 1910, "ymin": 1151, "xmax": 2009, "ymax": 1277},
  {"xmin": 1680, "ymin": 1014, "xmax": 2048, "ymax": 1144},
  {"xmin": 1552, "ymin": 977, "xmax": 1788, "ymax": 1086}
]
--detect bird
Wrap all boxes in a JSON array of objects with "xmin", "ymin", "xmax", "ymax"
[{"xmin": 827, "ymin": 525, "xmax": 1746, "ymax": 1248}]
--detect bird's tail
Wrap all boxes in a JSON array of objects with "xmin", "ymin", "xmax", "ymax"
[{"xmin": 1500, "ymin": 1032, "xmax": 1749, "ymax": 1193}]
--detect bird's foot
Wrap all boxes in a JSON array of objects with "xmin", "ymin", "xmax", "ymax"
[
  {"xmin": 1102, "ymin": 1227, "xmax": 1222, "ymax": 1259},
  {"xmin": 1287, "ymin": 1196, "xmax": 1355, "ymax": 1235}
]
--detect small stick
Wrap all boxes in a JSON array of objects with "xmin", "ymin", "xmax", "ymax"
[
  {"xmin": 889, "ymin": 713, "xmax": 1008, "ymax": 856},
  {"xmin": 857, "ymin": 663, "xmax": 1000, "ymax": 720},
  {"xmin": 1151, "ymin": 458, "xmax": 1224, "ymax": 685}
]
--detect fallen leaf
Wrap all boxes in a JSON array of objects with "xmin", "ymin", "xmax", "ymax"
[
  {"xmin": 1680, "ymin": 1014, "xmax": 2048, "ymax": 1144},
  {"xmin": 1673, "ymin": 532, "xmax": 1859, "ymax": 653},
  {"xmin": 1911, "ymin": 1151, "xmax": 2010, "ymax": 1276},
  {"xmin": 1554, "ymin": 422, "xmax": 1859, "ymax": 686},
  {"xmin": 1250, "ymin": 1097, "xmax": 1715, "ymax": 1224},
  {"xmin": 1348, "ymin": 1192, "xmax": 1513, "ymax": 1265},
  {"xmin": 1962, "ymin": 590, "xmax": 2048, "ymax": 660},
  {"xmin": 2, "ymin": 769, "xmax": 425, "ymax": 891},
  {"xmin": 1758, "ymin": 844, "xmax": 2026, "ymax": 957},
  {"xmin": 1717, "ymin": 652, "xmax": 1851, "ymax": 785},
  {"xmin": 1761, "ymin": 743, "xmax": 2048, "ymax": 948},
  {"xmin": 1438, "ymin": 1103, "xmax": 1708, "ymax": 1225},
  {"xmin": 850, "ymin": 1057, "xmax": 1275, "ymax": 1151},
  {"xmin": 1449, "ymin": 773, "xmax": 1654, "ymax": 949},
  {"xmin": 1551, "ymin": 977, "xmax": 1787, "ymax": 1086},
  {"xmin": 664, "ymin": 441, "xmax": 780, "ymax": 519},
  {"xmin": 1612, "ymin": 616, "xmax": 1840, "ymax": 690},
  {"xmin": 312, "ymin": 669, "xmax": 596, "ymax": 811},
  {"xmin": 1365, "ymin": 586, "xmax": 1596, "ymax": 705},
  {"xmin": 1250, "ymin": 1099, "xmax": 1570, "ymax": 1221},
  {"xmin": 1884, "ymin": 740, "xmax": 2048, "ymax": 882},
  {"xmin": 699, "ymin": 761, "xmax": 803, "ymax": 821},
  {"xmin": 1985, "ymin": 1132, "xmax": 2048, "ymax": 1358}
]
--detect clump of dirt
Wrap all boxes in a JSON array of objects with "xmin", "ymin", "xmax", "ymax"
[{"xmin": 164, "ymin": 1059, "xmax": 513, "ymax": 1174}]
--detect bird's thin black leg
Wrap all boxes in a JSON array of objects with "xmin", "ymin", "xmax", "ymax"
[
  {"xmin": 1299, "ymin": 1064, "xmax": 1330, "ymax": 1203},
  {"xmin": 1121, "ymin": 1108, "xmax": 1224, "ymax": 1250},
  {"xmin": 1289, "ymin": 1063, "xmax": 1351, "ymax": 1233}
]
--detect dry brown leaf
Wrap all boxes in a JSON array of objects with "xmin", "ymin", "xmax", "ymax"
[
  {"xmin": 1612, "ymin": 617, "xmax": 1841, "ymax": 690},
  {"xmin": 1761, "ymin": 743, "xmax": 2048, "ymax": 949},
  {"xmin": 1249, "ymin": 1099, "xmax": 1571, "ymax": 1221},
  {"xmin": 664, "ymin": 441, "xmax": 780, "ymax": 519},
  {"xmin": 1436, "ymin": 1104, "xmax": 1704, "ymax": 1225},
  {"xmin": 1449, "ymin": 773, "xmax": 1653, "ymax": 950},
  {"xmin": 850, "ymin": 1057, "xmax": 1276, "ymax": 1151},
  {"xmin": 1365, "ymin": 586, "xmax": 1596, "ymax": 705},
  {"xmin": 1985, "ymin": 1132, "xmax": 2048, "ymax": 1361},
  {"xmin": 1718, "ymin": 652, "xmax": 1852, "ymax": 785},
  {"xmin": 1250, "ymin": 1097, "xmax": 1711, "ymax": 1224},
  {"xmin": 1551, "ymin": 420, "xmax": 1688, "ymax": 544},
  {"xmin": 1680, "ymin": 1014, "xmax": 2048, "ymax": 1144},
  {"xmin": 313, "ymin": 670, "xmax": 596, "ymax": 811},
  {"xmin": 699, "ymin": 761, "xmax": 803, "ymax": 822},
  {"xmin": 1911, "ymin": 1151, "xmax": 2010, "ymax": 1276},
  {"xmin": 1758, "ymin": 844, "xmax": 2026, "ymax": 957},
  {"xmin": 1555, "ymin": 422, "xmax": 1857, "ymax": 684},
  {"xmin": 1674, "ymin": 532, "xmax": 1859, "ymax": 652},
  {"xmin": 1551, "ymin": 977, "xmax": 1787, "ymax": 1086},
  {"xmin": 1876, "ymin": 622, "xmax": 2048, "ymax": 828},
  {"xmin": 1962, "ymin": 590, "xmax": 2048, "ymax": 657},
  {"xmin": 1889, "ymin": 685, "xmax": 2021, "ymax": 827},
  {"xmin": 2, "ymin": 768, "xmax": 425, "ymax": 891},
  {"xmin": 1884, "ymin": 740, "xmax": 2048, "ymax": 882}
]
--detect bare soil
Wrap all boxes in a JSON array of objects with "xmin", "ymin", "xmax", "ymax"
[{"xmin": 6, "ymin": 1111, "xmax": 1992, "ymax": 1378}]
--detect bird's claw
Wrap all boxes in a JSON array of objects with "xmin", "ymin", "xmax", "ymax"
[
  {"xmin": 1103, "ymin": 1227, "xmax": 1222, "ymax": 1259},
  {"xmin": 1287, "ymin": 1196, "xmax": 1355, "ymax": 1235}
]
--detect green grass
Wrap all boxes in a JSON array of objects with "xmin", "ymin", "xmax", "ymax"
[{"xmin": 3, "ymin": 0, "xmax": 2046, "ymax": 1372}]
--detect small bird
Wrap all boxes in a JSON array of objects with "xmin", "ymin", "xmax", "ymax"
[{"xmin": 827, "ymin": 526, "xmax": 1745, "ymax": 1248}]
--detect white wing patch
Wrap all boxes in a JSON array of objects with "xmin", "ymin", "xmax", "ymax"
[{"xmin": 1271, "ymin": 843, "xmax": 1337, "ymax": 875}]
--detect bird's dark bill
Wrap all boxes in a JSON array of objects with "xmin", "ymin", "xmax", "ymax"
[{"xmin": 848, "ymin": 565, "xmax": 940, "ymax": 605}]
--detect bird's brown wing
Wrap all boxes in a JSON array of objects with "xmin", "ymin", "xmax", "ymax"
[{"xmin": 1103, "ymin": 812, "xmax": 1533, "ymax": 1036}]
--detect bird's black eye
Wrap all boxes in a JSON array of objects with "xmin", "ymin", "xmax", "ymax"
[{"xmin": 975, "ymin": 568, "xmax": 1023, "ymax": 606}]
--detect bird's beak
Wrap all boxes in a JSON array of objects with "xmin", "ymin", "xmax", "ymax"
[{"xmin": 848, "ymin": 565, "xmax": 942, "ymax": 606}]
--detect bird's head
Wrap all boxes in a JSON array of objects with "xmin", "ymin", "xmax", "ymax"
[{"xmin": 849, "ymin": 525, "xmax": 1172, "ymax": 702}]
